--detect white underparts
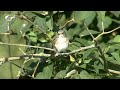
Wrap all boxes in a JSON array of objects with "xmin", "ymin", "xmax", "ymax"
[{"xmin": 55, "ymin": 34, "xmax": 68, "ymax": 53}]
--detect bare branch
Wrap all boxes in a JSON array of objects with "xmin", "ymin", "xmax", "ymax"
[
  {"xmin": 84, "ymin": 22, "xmax": 108, "ymax": 72},
  {"xmin": 0, "ymin": 42, "xmax": 54, "ymax": 51},
  {"xmin": 60, "ymin": 19, "xmax": 74, "ymax": 29},
  {"xmin": 84, "ymin": 22, "xmax": 95, "ymax": 40},
  {"xmin": 104, "ymin": 25, "xmax": 120, "ymax": 35},
  {"xmin": 58, "ymin": 44, "xmax": 95, "ymax": 55},
  {"xmin": 95, "ymin": 25, "xmax": 120, "ymax": 40},
  {"xmin": 0, "ymin": 33, "xmax": 11, "ymax": 35},
  {"xmin": 108, "ymin": 69, "xmax": 120, "ymax": 75},
  {"xmin": 32, "ymin": 60, "xmax": 41, "ymax": 78},
  {"xmin": 0, "ymin": 53, "xmax": 51, "ymax": 62},
  {"xmin": 0, "ymin": 45, "xmax": 95, "ymax": 62}
]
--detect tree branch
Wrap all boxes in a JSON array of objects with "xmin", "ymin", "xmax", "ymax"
[
  {"xmin": 0, "ymin": 42, "xmax": 54, "ymax": 51},
  {"xmin": 0, "ymin": 53, "xmax": 51, "ymax": 62},
  {"xmin": 95, "ymin": 25, "xmax": 120, "ymax": 40},
  {"xmin": 108, "ymin": 69, "xmax": 120, "ymax": 75},
  {"xmin": 60, "ymin": 19, "xmax": 74, "ymax": 29},
  {"xmin": 84, "ymin": 22, "xmax": 109, "ymax": 72},
  {"xmin": 58, "ymin": 44, "xmax": 95, "ymax": 55}
]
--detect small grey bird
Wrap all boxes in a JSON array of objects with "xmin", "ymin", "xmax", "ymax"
[{"xmin": 52, "ymin": 30, "xmax": 69, "ymax": 56}]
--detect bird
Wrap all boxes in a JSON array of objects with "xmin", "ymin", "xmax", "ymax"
[{"xmin": 52, "ymin": 30, "xmax": 69, "ymax": 56}]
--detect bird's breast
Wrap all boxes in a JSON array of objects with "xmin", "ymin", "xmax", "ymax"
[{"xmin": 55, "ymin": 37, "xmax": 68, "ymax": 52}]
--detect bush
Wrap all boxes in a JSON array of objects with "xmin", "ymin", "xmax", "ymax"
[{"xmin": 0, "ymin": 11, "xmax": 120, "ymax": 79}]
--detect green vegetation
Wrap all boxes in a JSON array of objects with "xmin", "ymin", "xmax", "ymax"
[{"xmin": 0, "ymin": 11, "xmax": 120, "ymax": 79}]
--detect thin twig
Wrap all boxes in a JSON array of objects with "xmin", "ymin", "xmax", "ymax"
[
  {"xmin": 32, "ymin": 60, "xmax": 41, "ymax": 79},
  {"xmin": 16, "ymin": 14, "xmax": 52, "ymax": 41},
  {"xmin": 16, "ymin": 59, "xmax": 29, "ymax": 79},
  {"xmin": 0, "ymin": 45, "xmax": 95, "ymax": 62},
  {"xmin": 60, "ymin": 19, "xmax": 74, "ymax": 29},
  {"xmin": 94, "ymin": 32, "xmax": 104, "ymax": 40},
  {"xmin": 0, "ymin": 53, "xmax": 51, "ymax": 62},
  {"xmin": 84, "ymin": 22, "xmax": 108, "ymax": 72},
  {"xmin": 0, "ymin": 33, "xmax": 11, "ymax": 35},
  {"xmin": 108, "ymin": 69, "xmax": 120, "ymax": 75},
  {"xmin": 58, "ymin": 44, "xmax": 95, "ymax": 55},
  {"xmin": 16, "ymin": 47, "xmax": 27, "ymax": 79},
  {"xmin": 101, "ymin": 21, "xmax": 104, "ymax": 33},
  {"xmin": 19, "ymin": 48, "xmax": 26, "ymax": 55},
  {"xmin": 104, "ymin": 25, "xmax": 120, "ymax": 35},
  {"xmin": 0, "ymin": 42, "xmax": 54, "ymax": 51},
  {"xmin": 84, "ymin": 22, "xmax": 95, "ymax": 40},
  {"xmin": 95, "ymin": 25, "xmax": 120, "ymax": 40},
  {"xmin": 112, "ymin": 18, "xmax": 120, "ymax": 24}
]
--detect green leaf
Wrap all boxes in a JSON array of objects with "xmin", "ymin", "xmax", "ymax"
[
  {"xmin": 0, "ymin": 62, "xmax": 21, "ymax": 79},
  {"xmin": 11, "ymin": 17, "xmax": 31, "ymax": 39},
  {"xmin": 34, "ymin": 16, "xmax": 48, "ymax": 32},
  {"xmin": 57, "ymin": 14, "xmax": 66, "ymax": 27},
  {"xmin": 83, "ymin": 49, "xmax": 94, "ymax": 60},
  {"xmin": 84, "ymin": 11, "xmax": 96, "ymax": 26},
  {"xmin": 93, "ymin": 60, "xmax": 104, "ymax": 73},
  {"xmin": 46, "ymin": 31, "xmax": 54, "ymax": 38},
  {"xmin": 79, "ymin": 70, "xmax": 93, "ymax": 79},
  {"xmin": 0, "ymin": 35, "xmax": 26, "ymax": 79},
  {"xmin": 71, "ymin": 74, "xmax": 81, "ymax": 79},
  {"xmin": 111, "ymin": 52, "xmax": 120, "ymax": 62},
  {"xmin": 74, "ymin": 11, "xmax": 93, "ymax": 24},
  {"xmin": 97, "ymin": 11, "xmax": 106, "ymax": 21},
  {"xmin": 68, "ymin": 24, "xmax": 82, "ymax": 40},
  {"xmin": 38, "ymin": 33, "xmax": 47, "ymax": 43},
  {"xmin": 28, "ymin": 31, "xmax": 36, "ymax": 37},
  {"xmin": 0, "ymin": 14, "xmax": 15, "ymax": 33},
  {"xmin": 110, "ymin": 11, "xmax": 120, "ymax": 18},
  {"xmin": 35, "ymin": 63, "xmax": 53, "ymax": 79},
  {"xmin": 84, "ymin": 59, "xmax": 92, "ymax": 64},
  {"xmin": 65, "ymin": 69, "xmax": 78, "ymax": 78},
  {"xmin": 107, "ymin": 56, "xmax": 120, "ymax": 65},
  {"xmin": 97, "ymin": 16, "xmax": 112, "ymax": 30},
  {"xmin": 69, "ymin": 55, "xmax": 75, "ymax": 62},
  {"xmin": 68, "ymin": 42, "xmax": 81, "ymax": 51},
  {"xmin": 23, "ymin": 11, "xmax": 37, "ymax": 19},
  {"xmin": 79, "ymin": 30, "xmax": 100, "ymax": 37},
  {"xmin": 75, "ymin": 38, "xmax": 90, "ymax": 46},
  {"xmin": 66, "ymin": 62, "xmax": 75, "ymax": 73},
  {"xmin": 38, "ymin": 37, "xmax": 47, "ymax": 43},
  {"xmin": 54, "ymin": 70, "xmax": 66, "ymax": 79},
  {"xmin": 113, "ymin": 35, "xmax": 120, "ymax": 42},
  {"xmin": 46, "ymin": 16, "xmax": 53, "ymax": 30},
  {"xmin": 27, "ymin": 31, "xmax": 37, "ymax": 43}
]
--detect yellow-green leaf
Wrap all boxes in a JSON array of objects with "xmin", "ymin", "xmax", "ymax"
[{"xmin": 69, "ymin": 55, "xmax": 75, "ymax": 62}]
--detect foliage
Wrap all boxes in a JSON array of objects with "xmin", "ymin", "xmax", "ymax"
[{"xmin": 0, "ymin": 11, "xmax": 120, "ymax": 79}]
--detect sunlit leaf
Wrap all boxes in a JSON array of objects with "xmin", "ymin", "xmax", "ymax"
[
  {"xmin": 113, "ymin": 35, "xmax": 120, "ymax": 43},
  {"xmin": 69, "ymin": 55, "xmax": 75, "ymax": 62}
]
